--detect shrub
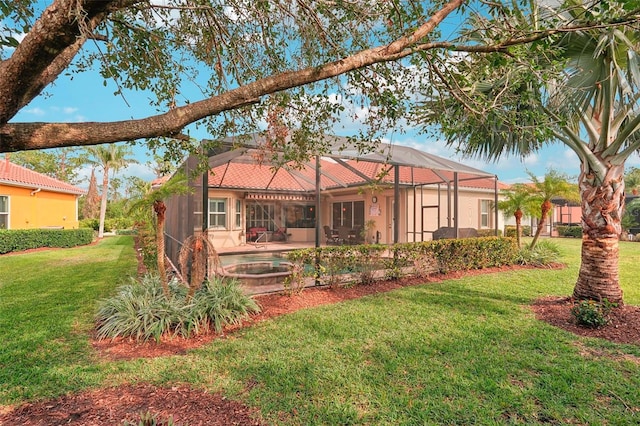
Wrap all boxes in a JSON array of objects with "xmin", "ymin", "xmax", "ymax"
[
  {"xmin": 95, "ymin": 274, "xmax": 260, "ymax": 342},
  {"xmin": 516, "ymin": 240, "xmax": 561, "ymax": 266},
  {"xmin": 286, "ymin": 237, "xmax": 520, "ymax": 287},
  {"xmin": 0, "ymin": 228, "xmax": 94, "ymax": 254},
  {"xmin": 556, "ymin": 225, "xmax": 582, "ymax": 238},
  {"xmin": 476, "ymin": 229, "xmax": 502, "ymax": 237},
  {"xmin": 571, "ymin": 299, "xmax": 617, "ymax": 328},
  {"xmin": 504, "ymin": 225, "xmax": 532, "ymax": 238},
  {"xmin": 79, "ymin": 218, "xmax": 100, "ymax": 230}
]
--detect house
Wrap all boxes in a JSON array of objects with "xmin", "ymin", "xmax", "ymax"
[
  {"xmin": 162, "ymin": 135, "xmax": 508, "ymax": 262},
  {"xmin": 0, "ymin": 157, "xmax": 85, "ymax": 230}
]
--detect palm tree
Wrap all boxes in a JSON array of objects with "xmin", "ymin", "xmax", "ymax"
[
  {"xmin": 527, "ymin": 170, "xmax": 579, "ymax": 249},
  {"xmin": 88, "ymin": 144, "xmax": 136, "ymax": 238},
  {"xmin": 497, "ymin": 183, "xmax": 535, "ymax": 248},
  {"xmin": 624, "ymin": 168, "xmax": 640, "ymax": 196},
  {"xmin": 420, "ymin": 0, "xmax": 640, "ymax": 304},
  {"xmin": 128, "ymin": 172, "xmax": 190, "ymax": 297}
]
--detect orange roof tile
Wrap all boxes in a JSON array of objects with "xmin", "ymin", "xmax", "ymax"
[
  {"xmin": 203, "ymin": 152, "xmax": 503, "ymax": 193},
  {"xmin": 0, "ymin": 159, "xmax": 85, "ymax": 195}
]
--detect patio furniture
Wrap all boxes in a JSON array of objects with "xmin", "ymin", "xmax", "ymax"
[
  {"xmin": 272, "ymin": 227, "xmax": 289, "ymax": 242},
  {"xmin": 432, "ymin": 227, "xmax": 478, "ymax": 240},
  {"xmin": 349, "ymin": 226, "xmax": 364, "ymax": 244},
  {"xmin": 337, "ymin": 226, "xmax": 351, "ymax": 244},
  {"xmin": 247, "ymin": 227, "xmax": 268, "ymax": 245},
  {"xmin": 323, "ymin": 225, "xmax": 340, "ymax": 244}
]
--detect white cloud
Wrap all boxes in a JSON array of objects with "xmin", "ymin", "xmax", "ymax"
[
  {"xmin": 523, "ymin": 153, "xmax": 539, "ymax": 165},
  {"xmin": 23, "ymin": 107, "xmax": 46, "ymax": 116}
]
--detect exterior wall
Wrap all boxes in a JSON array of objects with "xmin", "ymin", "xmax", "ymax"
[
  {"xmin": 0, "ymin": 184, "xmax": 79, "ymax": 230},
  {"xmin": 406, "ymin": 185, "xmax": 501, "ymax": 241},
  {"xmin": 205, "ymin": 189, "xmax": 318, "ymax": 248},
  {"xmin": 206, "ymin": 189, "xmax": 245, "ymax": 248},
  {"xmin": 206, "ymin": 184, "xmax": 501, "ymax": 247}
]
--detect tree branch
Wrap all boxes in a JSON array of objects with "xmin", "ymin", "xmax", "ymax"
[{"xmin": 0, "ymin": 0, "xmax": 465, "ymax": 151}]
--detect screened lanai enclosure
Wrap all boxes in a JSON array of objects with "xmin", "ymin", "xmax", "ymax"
[{"xmin": 162, "ymin": 134, "xmax": 501, "ymax": 268}]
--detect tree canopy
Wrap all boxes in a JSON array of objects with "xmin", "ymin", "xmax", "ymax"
[{"xmin": 2, "ymin": 0, "xmax": 638, "ymax": 165}]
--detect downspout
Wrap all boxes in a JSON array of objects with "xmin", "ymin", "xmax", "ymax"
[{"xmin": 30, "ymin": 188, "xmax": 42, "ymax": 196}]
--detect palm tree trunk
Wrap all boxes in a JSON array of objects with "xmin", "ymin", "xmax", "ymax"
[
  {"xmin": 530, "ymin": 199, "xmax": 551, "ymax": 248},
  {"xmin": 97, "ymin": 164, "xmax": 109, "ymax": 238},
  {"xmin": 154, "ymin": 200, "xmax": 169, "ymax": 297},
  {"xmin": 514, "ymin": 208, "xmax": 523, "ymax": 248},
  {"xmin": 572, "ymin": 165, "xmax": 625, "ymax": 305}
]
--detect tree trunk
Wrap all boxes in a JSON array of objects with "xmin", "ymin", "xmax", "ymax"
[
  {"xmin": 514, "ymin": 208, "xmax": 523, "ymax": 248},
  {"xmin": 530, "ymin": 199, "xmax": 551, "ymax": 248},
  {"xmin": 154, "ymin": 200, "xmax": 169, "ymax": 297},
  {"xmin": 572, "ymin": 164, "xmax": 625, "ymax": 305},
  {"xmin": 97, "ymin": 164, "xmax": 109, "ymax": 238}
]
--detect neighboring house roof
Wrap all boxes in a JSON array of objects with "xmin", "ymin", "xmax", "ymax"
[{"xmin": 0, "ymin": 159, "xmax": 85, "ymax": 195}]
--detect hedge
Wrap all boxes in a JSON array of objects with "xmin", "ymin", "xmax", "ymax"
[
  {"xmin": 0, "ymin": 228, "xmax": 94, "ymax": 254},
  {"xmin": 286, "ymin": 236, "xmax": 519, "ymax": 288},
  {"xmin": 504, "ymin": 225, "xmax": 532, "ymax": 238},
  {"xmin": 556, "ymin": 225, "xmax": 582, "ymax": 238}
]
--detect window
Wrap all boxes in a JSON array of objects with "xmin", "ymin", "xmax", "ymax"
[
  {"xmin": 235, "ymin": 199, "xmax": 242, "ymax": 229},
  {"xmin": 247, "ymin": 203, "xmax": 275, "ymax": 230},
  {"xmin": 0, "ymin": 196, "xmax": 7, "ymax": 229},
  {"xmin": 480, "ymin": 200, "xmax": 492, "ymax": 228},
  {"xmin": 208, "ymin": 198, "xmax": 227, "ymax": 229},
  {"xmin": 284, "ymin": 203, "xmax": 316, "ymax": 228},
  {"xmin": 332, "ymin": 201, "xmax": 364, "ymax": 229}
]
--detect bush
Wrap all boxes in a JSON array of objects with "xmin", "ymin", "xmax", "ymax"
[
  {"xmin": 95, "ymin": 274, "xmax": 260, "ymax": 342},
  {"xmin": 556, "ymin": 225, "xmax": 582, "ymax": 238},
  {"xmin": 0, "ymin": 228, "xmax": 94, "ymax": 254},
  {"xmin": 79, "ymin": 218, "xmax": 100, "ymax": 231},
  {"xmin": 476, "ymin": 229, "xmax": 502, "ymax": 237},
  {"xmin": 571, "ymin": 299, "xmax": 617, "ymax": 328},
  {"xmin": 504, "ymin": 225, "xmax": 532, "ymax": 238},
  {"xmin": 516, "ymin": 240, "xmax": 561, "ymax": 266},
  {"xmin": 286, "ymin": 237, "xmax": 520, "ymax": 285}
]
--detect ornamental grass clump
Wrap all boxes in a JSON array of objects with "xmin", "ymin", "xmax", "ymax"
[
  {"xmin": 516, "ymin": 240, "xmax": 561, "ymax": 266},
  {"xmin": 95, "ymin": 274, "xmax": 260, "ymax": 342}
]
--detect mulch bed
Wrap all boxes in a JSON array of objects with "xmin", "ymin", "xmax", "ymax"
[{"xmin": 2, "ymin": 262, "xmax": 639, "ymax": 425}]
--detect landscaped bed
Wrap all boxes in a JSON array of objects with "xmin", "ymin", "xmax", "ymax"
[{"xmin": 1, "ymin": 237, "xmax": 640, "ymax": 425}]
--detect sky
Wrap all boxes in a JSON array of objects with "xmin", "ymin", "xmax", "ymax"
[{"xmin": 8, "ymin": 1, "xmax": 640, "ymax": 188}]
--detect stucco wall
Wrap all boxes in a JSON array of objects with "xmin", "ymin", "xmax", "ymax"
[{"xmin": 0, "ymin": 184, "xmax": 79, "ymax": 230}]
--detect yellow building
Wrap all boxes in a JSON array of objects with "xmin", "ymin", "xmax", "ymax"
[{"xmin": 0, "ymin": 158, "xmax": 85, "ymax": 230}]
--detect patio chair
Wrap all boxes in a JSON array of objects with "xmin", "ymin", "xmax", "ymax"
[
  {"xmin": 272, "ymin": 227, "xmax": 289, "ymax": 242},
  {"xmin": 337, "ymin": 226, "xmax": 351, "ymax": 244},
  {"xmin": 323, "ymin": 225, "xmax": 340, "ymax": 245}
]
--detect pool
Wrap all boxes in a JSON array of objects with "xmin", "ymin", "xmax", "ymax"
[
  {"xmin": 219, "ymin": 253, "xmax": 294, "ymax": 293},
  {"xmin": 223, "ymin": 262, "xmax": 293, "ymax": 276},
  {"xmin": 219, "ymin": 252, "xmax": 289, "ymax": 267}
]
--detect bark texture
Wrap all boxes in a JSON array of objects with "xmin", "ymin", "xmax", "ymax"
[
  {"xmin": 153, "ymin": 200, "xmax": 169, "ymax": 297},
  {"xmin": 514, "ymin": 208, "xmax": 523, "ymax": 248},
  {"xmin": 573, "ymin": 164, "xmax": 625, "ymax": 304}
]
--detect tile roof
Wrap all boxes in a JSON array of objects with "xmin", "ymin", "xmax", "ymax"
[
  {"xmin": 205, "ymin": 150, "xmax": 503, "ymax": 193},
  {"xmin": 0, "ymin": 159, "xmax": 85, "ymax": 195}
]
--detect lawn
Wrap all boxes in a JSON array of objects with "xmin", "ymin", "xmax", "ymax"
[{"xmin": 1, "ymin": 236, "xmax": 640, "ymax": 424}]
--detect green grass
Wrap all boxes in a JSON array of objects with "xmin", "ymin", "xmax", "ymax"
[
  {"xmin": 2, "ymin": 236, "xmax": 640, "ymax": 425},
  {"xmin": 0, "ymin": 236, "xmax": 137, "ymax": 402}
]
